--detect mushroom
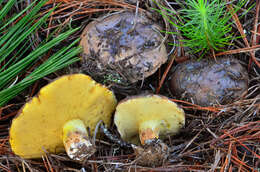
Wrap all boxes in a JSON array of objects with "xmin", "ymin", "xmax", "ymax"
[
  {"xmin": 9, "ymin": 74, "xmax": 117, "ymax": 161},
  {"xmin": 114, "ymin": 94, "xmax": 185, "ymax": 166},
  {"xmin": 80, "ymin": 11, "xmax": 167, "ymax": 84},
  {"xmin": 170, "ymin": 57, "xmax": 248, "ymax": 106}
]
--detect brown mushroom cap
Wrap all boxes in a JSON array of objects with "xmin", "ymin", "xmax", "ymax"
[
  {"xmin": 80, "ymin": 11, "xmax": 168, "ymax": 83},
  {"xmin": 114, "ymin": 94, "xmax": 185, "ymax": 145},
  {"xmin": 9, "ymin": 74, "xmax": 117, "ymax": 159},
  {"xmin": 170, "ymin": 57, "xmax": 248, "ymax": 106}
]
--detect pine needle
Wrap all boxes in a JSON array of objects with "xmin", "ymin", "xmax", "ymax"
[{"xmin": 0, "ymin": 0, "xmax": 81, "ymax": 106}]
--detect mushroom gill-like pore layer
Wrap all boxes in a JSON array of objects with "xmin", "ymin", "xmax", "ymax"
[
  {"xmin": 10, "ymin": 74, "xmax": 117, "ymax": 159},
  {"xmin": 114, "ymin": 94, "xmax": 185, "ymax": 145}
]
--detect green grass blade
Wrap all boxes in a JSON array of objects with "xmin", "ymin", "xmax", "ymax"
[
  {"xmin": 0, "ymin": 10, "xmax": 52, "ymax": 64},
  {"xmin": 0, "ymin": 0, "xmax": 81, "ymax": 106},
  {"xmin": 0, "ymin": 40, "xmax": 81, "ymax": 106},
  {"xmin": 0, "ymin": 28, "xmax": 79, "ymax": 89},
  {"xmin": 0, "ymin": 0, "xmax": 39, "ymax": 30},
  {"xmin": 0, "ymin": 0, "xmax": 16, "ymax": 22}
]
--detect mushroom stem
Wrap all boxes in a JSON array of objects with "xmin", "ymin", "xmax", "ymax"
[
  {"xmin": 63, "ymin": 119, "xmax": 96, "ymax": 161},
  {"xmin": 139, "ymin": 120, "xmax": 160, "ymax": 145}
]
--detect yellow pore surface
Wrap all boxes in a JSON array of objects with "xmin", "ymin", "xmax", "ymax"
[
  {"xmin": 114, "ymin": 95, "xmax": 185, "ymax": 144},
  {"xmin": 9, "ymin": 74, "xmax": 117, "ymax": 159}
]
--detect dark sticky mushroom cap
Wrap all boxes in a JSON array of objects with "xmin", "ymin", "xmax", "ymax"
[
  {"xmin": 10, "ymin": 74, "xmax": 117, "ymax": 160},
  {"xmin": 80, "ymin": 11, "xmax": 167, "ymax": 84},
  {"xmin": 170, "ymin": 57, "xmax": 248, "ymax": 106}
]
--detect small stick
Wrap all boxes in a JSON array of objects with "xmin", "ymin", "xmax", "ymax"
[
  {"xmin": 156, "ymin": 49, "xmax": 177, "ymax": 94},
  {"xmin": 226, "ymin": 2, "xmax": 260, "ymax": 69},
  {"xmin": 249, "ymin": 0, "xmax": 260, "ymax": 69},
  {"xmin": 127, "ymin": 0, "xmax": 139, "ymax": 34}
]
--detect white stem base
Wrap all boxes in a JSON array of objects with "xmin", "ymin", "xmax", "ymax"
[{"xmin": 63, "ymin": 119, "xmax": 96, "ymax": 161}]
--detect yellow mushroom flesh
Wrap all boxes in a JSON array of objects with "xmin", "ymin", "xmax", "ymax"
[
  {"xmin": 114, "ymin": 95, "xmax": 185, "ymax": 145},
  {"xmin": 9, "ymin": 74, "xmax": 117, "ymax": 160}
]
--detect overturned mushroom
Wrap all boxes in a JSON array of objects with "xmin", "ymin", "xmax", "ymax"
[
  {"xmin": 114, "ymin": 94, "xmax": 185, "ymax": 166},
  {"xmin": 170, "ymin": 57, "xmax": 248, "ymax": 106},
  {"xmin": 80, "ymin": 11, "xmax": 167, "ymax": 84},
  {"xmin": 9, "ymin": 74, "xmax": 117, "ymax": 160}
]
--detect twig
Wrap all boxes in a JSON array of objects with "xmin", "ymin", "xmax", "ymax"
[
  {"xmin": 156, "ymin": 50, "xmax": 177, "ymax": 94},
  {"xmin": 223, "ymin": 131, "xmax": 260, "ymax": 159},
  {"xmin": 170, "ymin": 99, "xmax": 222, "ymax": 112},
  {"xmin": 215, "ymin": 45, "xmax": 260, "ymax": 56},
  {"xmin": 226, "ymin": 2, "xmax": 260, "ymax": 69},
  {"xmin": 249, "ymin": 0, "xmax": 260, "ymax": 69}
]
